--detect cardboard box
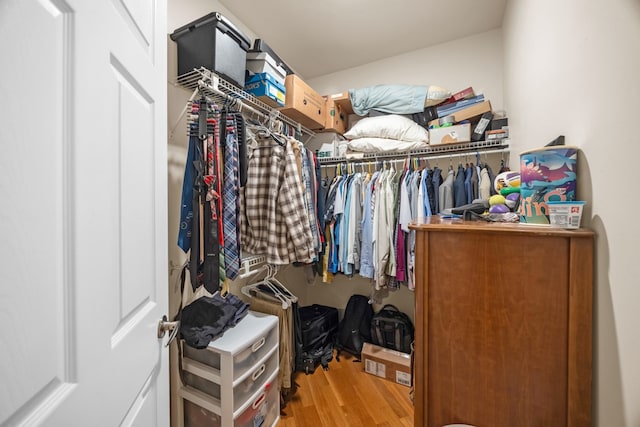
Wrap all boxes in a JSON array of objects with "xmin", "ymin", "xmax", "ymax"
[
  {"xmin": 244, "ymin": 72, "xmax": 286, "ymax": 108},
  {"xmin": 321, "ymin": 96, "xmax": 348, "ymax": 134},
  {"xmin": 429, "ymin": 123, "xmax": 471, "ymax": 145},
  {"xmin": 278, "ymin": 75, "xmax": 325, "ymax": 130},
  {"xmin": 361, "ymin": 343, "xmax": 412, "ymax": 387},
  {"xmin": 428, "ymin": 100, "xmax": 492, "ymax": 128},
  {"xmin": 327, "ymin": 91, "xmax": 354, "ymax": 115}
]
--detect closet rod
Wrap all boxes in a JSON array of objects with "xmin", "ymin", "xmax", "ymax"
[{"xmin": 319, "ymin": 148, "xmax": 510, "ymax": 168}]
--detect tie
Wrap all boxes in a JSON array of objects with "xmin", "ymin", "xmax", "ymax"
[{"xmin": 223, "ymin": 113, "xmax": 240, "ymax": 279}]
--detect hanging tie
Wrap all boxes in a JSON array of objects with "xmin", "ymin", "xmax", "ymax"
[{"xmin": 222, "ymin": 112, "xmax": 241, "ymax": 279}]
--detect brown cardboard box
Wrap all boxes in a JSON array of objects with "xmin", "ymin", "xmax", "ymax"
[
  {"xmin": 327, "ymin": 91, "xmax": 354, "ymax": 115},
  {"xmin": 279, "ymin": 75, "xmax": 325, "ymax": 130},
  {"xmin": 428, "ymin": 100, "xmax": 492, "ymax": 128},
  {"xmin": 361, "ymin": 342, "xmax": 412, "ymax": 387},
  {"xmin": 321, "ymin": 96, "xmax": 348, "ymax": 134},
  {"xmin": 429, "ymin": 123, "xmax": 471, "ymax": 145}
]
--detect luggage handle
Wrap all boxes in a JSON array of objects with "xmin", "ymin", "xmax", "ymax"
[
  {"xmin": 380, "ymin": 304, "xmax": 401, "ymax": 312},
  {"xmin": 251, "ymin": 363, "xmax": 266, "ymax": 382}
]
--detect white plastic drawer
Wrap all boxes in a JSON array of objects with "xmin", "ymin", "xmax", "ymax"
[
  {"xmin": 180, "ymin": 369, "xmax": 279, "ymax": 427},
  {"xmin": 181, "ymin": 311, "xmax": 279, "ymax": 383},
  {"xmin": 181, "ymin": 345, "xmax": 279, "ymax": 412},
  {"xmin": 183, "ymin": 398, "xmax": 221, "ymax": 427},
  {"xmin": 230, "ymin": 324, "xmax": 278, "ymax": 381},
  {"xmin": 233, "ymin": 370, "xmax": 279, "ymax": 427}
]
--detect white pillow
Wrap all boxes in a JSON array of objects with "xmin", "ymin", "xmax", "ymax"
[
  {"xmin": 347, "ymin": 137, "xmax": 428, "ymax": 153},
  {"xmin": 344, "ymin": 114, "xmax": 428, "ymax": 142}
]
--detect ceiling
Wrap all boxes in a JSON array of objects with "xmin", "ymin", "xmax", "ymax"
[{"xmin": 219, "ymin": 0, "xmax": 507, "ymax": 79}]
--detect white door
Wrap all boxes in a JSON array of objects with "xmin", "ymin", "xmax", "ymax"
[{"xmin": 0, "ymin": 0, "xmax": 169, "ymax": 426}]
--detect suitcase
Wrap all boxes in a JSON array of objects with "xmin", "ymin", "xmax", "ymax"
[
  {"xmin": 299, "ymin": 304, "xmax": 339, "ymax": 351},
  {"xmin": 294, "ymin": 304, "xmax": 339, "ymax": 374}
]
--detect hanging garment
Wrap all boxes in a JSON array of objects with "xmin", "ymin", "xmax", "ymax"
[
  {"xmin": 177, "ymin": 125, "xmax": 199, "ymax": 254},
  {"xmin": 359, "ymin": 171, "xmax": 379, "ymax": 279},
  {"xmin": 454, "ymin": 164, "xmax": 467, "ymax": 207},
  {"xmin": 221, "ymin": 112, "xmax": 241, "ymax": 280},
  {"xmin": 432, "ymin": 166, "xmax": 443, "ymax": 214},
  {"xmin": 240, "ymin": 137, "xmax": 316, "ymax": 265},
  {"xmin": 438, "ymin": 168, "xmax": 455, "ymax": 213}
]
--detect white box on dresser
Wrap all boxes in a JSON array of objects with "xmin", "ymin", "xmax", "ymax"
[{"xmin": 177, "ymin": 310, "xmax": 280, "ymax": 427}]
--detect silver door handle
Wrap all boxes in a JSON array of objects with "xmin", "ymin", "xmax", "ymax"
[{"xmin": 157, "ymin": 315, "xmax": 180, "ymax": 347}]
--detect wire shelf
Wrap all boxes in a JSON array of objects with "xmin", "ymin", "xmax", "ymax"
[
  {"xmin": 176, "ymin": 68, "xmax": 315, "ymax": 137},
  {"xmin": 317, "ymin": 139, "xmax": 510, "ymax": 165}
]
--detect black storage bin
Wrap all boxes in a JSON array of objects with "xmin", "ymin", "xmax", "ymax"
[{"xmin": 170, "ymin": 12, "xmax": 250, "ymax": 87}]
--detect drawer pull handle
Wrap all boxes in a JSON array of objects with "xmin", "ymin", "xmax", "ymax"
[
  {"xmin": 252, "ymin": 392, "xmax": 266, "ymax": 409},
  {"xmin": 251, "ymin": 337, "xmax": 265, "ymax": 353},
  {"xmin": 251, "ymin": 364, "xmax": 266, "ymax": 382}
]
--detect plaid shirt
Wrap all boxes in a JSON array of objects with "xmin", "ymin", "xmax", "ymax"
[{"xmin": 241, "ymin": 136, "xmax": 316, "ymax": 265}]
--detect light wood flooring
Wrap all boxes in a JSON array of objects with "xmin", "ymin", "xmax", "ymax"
[{"xmin": 277, "ymin": 351, "xmax": 414, "ymax": 427}]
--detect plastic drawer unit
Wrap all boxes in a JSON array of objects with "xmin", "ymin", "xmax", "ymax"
[{"xmin": 177, "ymin": 311, "xmax": 280, "ymax": 427}]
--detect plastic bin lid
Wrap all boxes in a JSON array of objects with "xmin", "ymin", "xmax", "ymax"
[{"xmin": 170, "ymin": 12, "xmax": 250, "ymax": 50}]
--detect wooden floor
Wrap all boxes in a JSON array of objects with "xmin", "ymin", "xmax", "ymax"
[{"xmin": 277, "ymin": 351, "xmax": 414, "ymax": 427}]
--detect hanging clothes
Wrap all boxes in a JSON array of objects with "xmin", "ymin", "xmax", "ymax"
[{"xmin": 240, "ymin": 134, "xmax": 316, "ymax": 265}]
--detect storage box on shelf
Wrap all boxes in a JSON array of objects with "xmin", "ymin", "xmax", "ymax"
[
  {"xmin": 170, "ymin": 12, "xmax": 251, "ymax": 88},
  {"xmin": 246, "ymin": 51, "xmax": 287, "ymax": 86},
  {"xmin": 177, "ymin": 311, "xmax": 280, "ymax": 427},
  {"xmin": 250, "ymin": 39, "xmax": 294, "ymax": 75},
  {"xmin": 279, "ymin": 74, "xmax": 326, "ymax": 130},
  {"xmin": 429, "ymin": 123, "xmax": 471, "ymax": 145},
  {"xmin": 327, "ymin": 91, "xmax": 354, "ymax": 115},
  {"xmin": 244, "ymin": 72, "xmax": 286, "ymax": 108},
  {"xmin": 322, "ymin": 95, "xmax": 348, "ymax": 134}
]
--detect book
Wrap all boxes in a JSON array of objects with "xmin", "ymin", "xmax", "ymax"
[{"xmin": 441, "ymin": 86, "xmax": 475, "ymax": 105}]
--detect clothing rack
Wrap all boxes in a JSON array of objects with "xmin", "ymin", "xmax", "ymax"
[
  {"xmin": 176, "ymin": 68, "xmax": 315, "ymax": 140},
  {"xmin": 319, "ymin": 146, "xmax": 510, "ymax": 169}
]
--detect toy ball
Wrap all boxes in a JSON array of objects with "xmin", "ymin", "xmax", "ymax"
[
  {"xmin": 489, "ymin": 194, "xmax": 506, "ymax": 206},
  {"xmin": 494, "ymin": 171, "xmax": 521, "ymax": 192},
  {"xmin": 489, "ymin": 204, "xmax": 510, "ymax": 214},
  {"xmin": 505, "ymin": 193, "xmax": 520, "ymax": 209}
]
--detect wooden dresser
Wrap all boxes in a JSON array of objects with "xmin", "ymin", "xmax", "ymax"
[{"xmin": 409, "ymin": 217, "xmax": 594, "ymax": 427}]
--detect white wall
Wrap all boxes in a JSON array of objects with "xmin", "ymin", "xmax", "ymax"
[
  {"xmin": 308, "ymin": 28, "xmax": 505, "ymax": 114},
  {"xmin": 503, "ymin": 0, "xmax": 640, "ymax": 426}
]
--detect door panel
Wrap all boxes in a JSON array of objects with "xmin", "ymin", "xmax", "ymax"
[{"xmin": 0, "ymin": 0, "xmax": 168, "ymax": 425}]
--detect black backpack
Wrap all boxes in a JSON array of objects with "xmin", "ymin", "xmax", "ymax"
[
  {"xmin": 335, "ymin": 294, "xmax": 374, "ymax": 361},
  {"xmin": 370, "ymin": 304, "xmax": 414, "ymax": 354}
]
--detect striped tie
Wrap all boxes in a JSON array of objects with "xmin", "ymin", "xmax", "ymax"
[{"xmin": 223, "ymin": 114, "xmax": 240, "ymax": 279}]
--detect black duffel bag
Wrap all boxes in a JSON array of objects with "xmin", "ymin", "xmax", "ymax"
[{"xmin": 370, "ymin": 304, "xmax": 414, "ymax": 354}]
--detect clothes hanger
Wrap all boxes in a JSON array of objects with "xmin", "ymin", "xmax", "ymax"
[
  {"xmin": 240, "ymin": 265, "xmax": 292, "ymax": 309},
  {"xmin": 265, "ymin": 265, "xmax": 298, "ymax": 305}
]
